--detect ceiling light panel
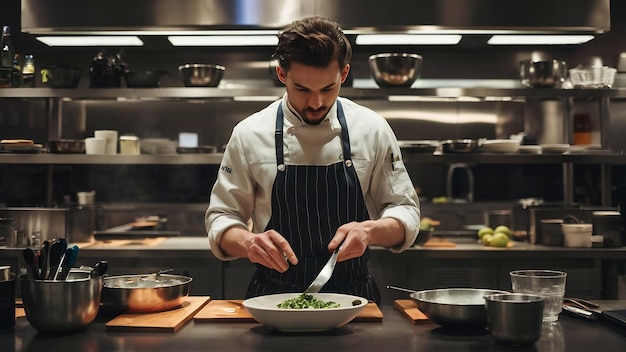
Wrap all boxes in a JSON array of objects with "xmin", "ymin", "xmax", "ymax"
[
  {"xmin": 36, "ymin": 36, "xmax": 143, "ymax": 47},
  {"xmin": 488, "ymin": 35, "xmax": 594, "ymax": 45},
  {"xmin": 355, "ymin": 34, "xmax": 462, "ymax": 45},
  {"xmin": 168, "ymin": 35, "xmax": 278, "ymax": 46}
]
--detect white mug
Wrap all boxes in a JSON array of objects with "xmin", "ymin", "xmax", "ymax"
[
  {"xmin": 94, "ymin": 130, "xmax": 118, "ymax": 154},
  {"xmin": 85, "ymin": 137, "xmax": 106, "ymax": 155}
]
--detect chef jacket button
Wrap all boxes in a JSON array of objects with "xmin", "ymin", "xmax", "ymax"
[
  {"xmin": 345, "ymin": 160, "xmax": 353, "ymax": 167},
  {"xmin": 278, "ymin": 164, "xmax": 285, "ymax": 171}
]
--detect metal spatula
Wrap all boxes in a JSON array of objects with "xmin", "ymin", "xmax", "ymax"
[{"xmin": 304, "ymin": 247, "xmax": 339, "ymax": 294}]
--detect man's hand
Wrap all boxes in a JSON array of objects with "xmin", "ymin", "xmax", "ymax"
[
  {"xmin": 330, "ymin": 218, "xmax": 405, "ymax": 261},
  {"xmin": 245, "ymin": 230, "xmax": 298, "ymax": 272}
]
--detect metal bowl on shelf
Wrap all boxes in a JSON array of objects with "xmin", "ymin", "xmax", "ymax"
[
  {"xmin": 178, "ymin": 64, "xmax": 225, "ymax": 87},
  {"xmin": 368, "ymin": 53, "xmax": 422, "ymax": 87},
  {"xmin": 440, "ymin": 139, "xmax": 478, "ymax": 153}
]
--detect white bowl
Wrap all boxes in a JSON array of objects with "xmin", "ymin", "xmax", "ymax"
[
  {"xmin": 242, "ymin": 293, "xmax": 367, "ymax": 332},
  {"xmin": 480, "ymin": 139, "xmax": 520, "ymax": 153},
  {"xmin": 540, "ymin": 144, "xmax": 570, "ymax": 154}
]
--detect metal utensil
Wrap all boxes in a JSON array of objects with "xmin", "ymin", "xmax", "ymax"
[
  {"xmin": 22, "ymin": 248, "xmax": 39, "ymax": 280},
  {"xmin": 304, "ymin": 248, "xmax": 339, "ymax": 294}
]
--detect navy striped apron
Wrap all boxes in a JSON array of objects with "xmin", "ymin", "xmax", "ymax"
[{"xmin": 245, "ymin": 101, "xmax": 381, "ymax": 304}]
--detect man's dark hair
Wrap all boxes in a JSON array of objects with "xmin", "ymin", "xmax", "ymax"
[{"xmin": 274, "ymin": 16, "xmax": 352, "ymax": 72}]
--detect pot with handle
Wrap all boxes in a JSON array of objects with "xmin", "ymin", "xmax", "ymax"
[{"xmin": 387, "ymin": 285, "xmax": 508, "ymax": 329}]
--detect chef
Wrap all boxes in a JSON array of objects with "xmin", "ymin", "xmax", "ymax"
[{"xmin": 206, "ymin": 16, "xmax": 420, "ymax": 304}]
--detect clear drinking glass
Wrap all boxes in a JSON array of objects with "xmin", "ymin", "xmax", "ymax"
[{"xmin": 510, "ymin": 269, "xmax": 567, "ymax": 322}]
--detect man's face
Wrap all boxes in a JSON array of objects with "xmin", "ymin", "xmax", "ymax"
[{"xmin": 277, "ymin": 61, "xmax": 350, "ymax": 125}]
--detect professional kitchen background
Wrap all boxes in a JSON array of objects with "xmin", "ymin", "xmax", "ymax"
[{"xmin": 1, "ymin": 0, "xmax": 626, "ymax": 240}]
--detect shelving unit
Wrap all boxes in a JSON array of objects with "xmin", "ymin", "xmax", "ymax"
[{"xmin": 1, "ymin": 86, "xmax": 624, "ymax": 207}]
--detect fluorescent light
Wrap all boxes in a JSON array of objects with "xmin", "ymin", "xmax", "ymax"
[
  {"xmin": 233, "ymin": 96, "xmax": 281, "ymax": 102},
  {"xmin": 36, "ymin": 36, "xmax": 143, "ymax": 47},
  {"xmin": 488, "ymin": 35, "xmax": 594, "ymax": 45},
  {"xmin": 355, "ymin": 34, "xmax": 462, "ymax": 45},
  {"xmin": 168, "ymin": 35, "xmax": 278, "ymax": 46}
]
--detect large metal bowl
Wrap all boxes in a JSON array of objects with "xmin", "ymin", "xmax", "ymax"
[
  {"xmin": 369, "ymin": 53, "xmax": 422, "ymax": 87},
  {"xmin": 178, "ymin": 64, "xmax": 225, "ymax": 87},
  {"xmin": 20, "ymin": 276, "xmax": 103, "ymax": 333},
  {"xmin": 441, "ymin": 139, "xmax": 478, "ymax": 153},
  {"xmin": 123, "ymin": 70, "xmax": 168, "ymax": 88},
  {"xmin": 411, "ymin": 288, "xmax": 509, "ymax": 329},
  {"xmin": 101, "ymin": 274, "xmax": 192, "ymax": 313}
]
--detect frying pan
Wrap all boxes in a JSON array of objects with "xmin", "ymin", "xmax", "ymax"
[
  {"xmin": 101, "ymin": 273, "xmax": 192, "ymax": 313},
  {"xmin": 388, "ymin": 286, "xmax": 508, "ymax": 329}
]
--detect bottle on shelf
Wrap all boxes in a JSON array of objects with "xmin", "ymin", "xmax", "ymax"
[
  {"xmin": 0, "ymin": 25, "xmax": 14, "ymax": 87},
  {"xmin": 0, "ymin": 25, "xmax": 15, "ymax": 68},
  {"xmin": 21, "ymin": 54, "xmax": 35, "ymax": 87},
  {"xmin": 573, "ymin": 113, "xmax": 592, "ymax": 145},
  {"xmin": 11, "ymin": 53, "xmax": 21, "ymax": 87}
]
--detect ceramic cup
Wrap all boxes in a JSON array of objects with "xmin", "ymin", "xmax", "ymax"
[
  {"xmin": 94, "ymin": 130, "xmax": 118, "ymax": 154},
  {"xmin": 119, "ymin": 135, "xmax": 140, "ymax": 155},
  {"xmin": 85, "ymin": 137, "xmax": 106, "ymax": 155}
]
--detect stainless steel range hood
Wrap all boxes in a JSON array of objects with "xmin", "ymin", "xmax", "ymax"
[{"xmin": 21, "ymin": 0, "xmax": 610, "ymax": 34}]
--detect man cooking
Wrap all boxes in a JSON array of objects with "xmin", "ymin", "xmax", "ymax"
[{"xmin": 206, "ymin": 16, "xmax": 420, "ymax": 304}]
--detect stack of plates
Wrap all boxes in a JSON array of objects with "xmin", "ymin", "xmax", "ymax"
[
  {"xmin": 540, "ymin": 144, "xmax": 570, "ymax": 154},
  {"xmin": 479, "ymin": 139, "xmax": 520, "ymax": 153}
]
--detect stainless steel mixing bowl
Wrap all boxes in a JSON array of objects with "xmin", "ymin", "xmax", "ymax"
[
  {"xmin": 368, "ymin": 53, "xmax": 422, "ymax": 87},
  {"xmin": 484, "ymin": 293, "xmax": 544, "ymax": 346},
  {"xmin": 178, "ymin": 64, "xmax": 225, "ymax": 87},
  {"xmin": 20, "ymin": 276, "xmax": 103, "ymax": 333}
]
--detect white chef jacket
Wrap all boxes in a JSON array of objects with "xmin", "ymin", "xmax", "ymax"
[{"xmin": 206, "ymin": 95, "xmax": 420, "ymax": 260}]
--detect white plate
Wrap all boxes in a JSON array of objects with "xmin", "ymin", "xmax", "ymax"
[
  {"xmin": 242, "ymin": 293, "xmax": 367, "ymax": 332},
  {"xmin": 479, "ymin": 139, "xmax": 520, "ymax": 153},
  {"xmin": 540, "ymin": 144, "xmax": 570, "ymax": 154}
]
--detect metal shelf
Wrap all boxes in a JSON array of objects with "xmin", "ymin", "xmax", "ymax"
[
  {"xmin": 1, "ymin": 152, "xmax": 625, "ymax": 165},
  {"xmin": 2, "ymin": 87, "xmax": 626, "ymax": 99},
  {"xmin": 0, "ymin": 153, "xmax": 224, "ymax": 165}
]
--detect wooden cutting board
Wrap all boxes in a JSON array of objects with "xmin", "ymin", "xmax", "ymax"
[
  {"xmin": 394, "ymin": 299, "xmax": 430, "ymax": 324},
  {"xmin": 105, "ymin": 296, "xmax": 210, "ymax": 333},
  {"xmin": 194, "ymin": 300, "xmax": 383, "ymax": 323},
  {"xmin": 421, "ymin": 238, "xmax": 457, "ymax": 247}
]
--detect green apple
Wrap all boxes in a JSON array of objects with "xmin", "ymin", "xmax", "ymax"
[
  {"xmin": 477, "ymin": 227, "xmax": 494, "ymax": 239},
  {"xmin": 493, "ymin": 225, "xmax": 512, "ymax": 236},
  {"xmin": 489, "ymin": 232, "xmax": 510, "ymax": 247}
]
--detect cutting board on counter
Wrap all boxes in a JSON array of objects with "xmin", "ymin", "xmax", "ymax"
[
  {"xmin": 194, "ymin": 300, "xmax": 383, "ymax": 323},
  {"xmin": 105, "ymin": 296, "xmax": 210, "ymax": 333},
  {"xmin": 394, "ymin": 300, "xmax": 430, "ymax": 324},
  {"xmin": 421, "ymin": 238, "xmax": 456, "ymax": 247}
]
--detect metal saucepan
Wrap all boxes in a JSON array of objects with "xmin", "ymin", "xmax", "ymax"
[
  {"xmin": 101, "ymin": 272, "xmax": 192, "ymax": 313},
  {"xmin": 388, "ymin": 286, "xmax": 508, "ymax": 329},
  {"xmin": 48, "ymin": 139, "xmax": 85, "ymax": 154}
]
